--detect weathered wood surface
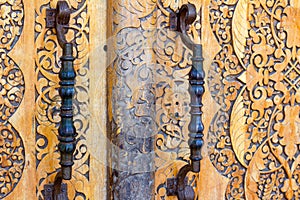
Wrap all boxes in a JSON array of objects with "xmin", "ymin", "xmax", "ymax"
[
  {"xmin": 108, "ymin": 0, "xmax": 300, "ymax": 199},
  {"xmin": 0, "ymin": 0, "xmax": 299, "ymax": 199}
]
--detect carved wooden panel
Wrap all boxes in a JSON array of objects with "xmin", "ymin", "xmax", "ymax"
[
  {"xmin": 0, "ymin": 0, "xmax": 107, "ymax": 199},
  {"xmin": 0, "ymin": 0, "xmax": 298, "ymax": 199},
  {"xmin": 108, "ymin": 0, "xmax": 300, "ymax": 199},
  {"xmin": 108, "ymin": 0, "xmax": 157, "ymax": 198},
  {"xmin": 0, "ymin": 0, "xmax": 25, "ymax": 198},
  {"xmin": 107, "ymin": 0, "xmax": 203, "ymax": 198},
  {"xmin": 207, "ymin": 0, "xmax": 300, "ymax": 199},
  {"xmin": 154, "ymin": 1, "xmax": 202, "ymax": 199}
]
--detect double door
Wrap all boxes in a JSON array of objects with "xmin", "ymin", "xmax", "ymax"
[{"xmin": 1, "ymin": 0, "xmax": 299, "ymax": 199}]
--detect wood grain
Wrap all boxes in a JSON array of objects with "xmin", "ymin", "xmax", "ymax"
[
  {"xmin": 0, "ymin": 0, "xmax": 299, "ymax": 199},
  {"xmin": 0, "ymin": 0, "xmax": 107, "ymax": 199}
]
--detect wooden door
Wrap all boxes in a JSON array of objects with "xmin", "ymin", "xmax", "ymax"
[
  {"xmin": 0, "ymin": 0, "xmax": 107, "ymax": 199},
  {"xmin": 108, "ymin": 0, "xmax": 300, "ymax": 199},
  {"xmin": 1, "ymin": 0, "xmax": 300, "ymax": 199}
]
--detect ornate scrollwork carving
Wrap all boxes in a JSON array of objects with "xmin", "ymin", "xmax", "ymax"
[
  {"xmin": 0, "ymin": 0, "xmax": 25, "ymax": 198},
  {"xmin": 110, "ymin": 0, "xmax": 299, "ymax": 199},
  {"xmin": 208, "ymin": 0, "xmax": 300, "ymax": 199},
  {"xmin": 109, "ymin": 0, "xmax": 202, "ymax": 198},
  {"xmin": 0, "ymin": 0, "xmax": 24, "ymax": 52},
  {"xmin": 0, "ymin": 54, "xmax": 24, "ymax": 122},
  {"xmin": 0, "ymin": 122, "xmax": 25, "ymax": 198},
  {"xmin": 110, "ymin": 23, "xmax": 156, "ymax": 198}
]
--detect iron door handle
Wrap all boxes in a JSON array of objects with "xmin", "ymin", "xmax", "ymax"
[
  {"xmin": 167, "ymin": 4, "xmax": 204, "ymax": 200},
  {"xmin": 44, "ymin": 1, "xmax": 76, "ymax": 199},
  {"xmin": 47, "ymin": 0, "xmax": 76, "ymax": 181}
]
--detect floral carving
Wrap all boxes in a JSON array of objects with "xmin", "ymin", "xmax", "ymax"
[
  {"xmin": 109, "ymin": 0, "xmax": 300, "ymax": 198},
  {"xmin": 0, "ymin": 54, "xmax": 24, "ymax": 122},
  {"xmin": 282, "ymin": 5, "xmax": 300, "ymax": 48},
  {"xmin": 0, "ymin": 122, "xmax": 25, "ymax": 198},
  {"xmin": 0, "ymin": 0, "xmax": 25, "ymax": 198},
  {"xmin": 0, "ymin": 0, "xmax": 23, "ymax": 51},
  {"xmin": 208, "ymin": 0, "xmax": 300, "ymax": 199}
]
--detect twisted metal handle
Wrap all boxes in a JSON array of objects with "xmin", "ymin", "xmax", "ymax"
[
  {"xmin": 189, "ymin": 43, "xmax": 204, "ymax": 173},
  {"xmin": 170, "ymin": 4, "xmax": 196, "ymax": 50},
  {"xmin": 177, "ymin": 165, "xmax": 195, "ymax": 200},
  {"xmin": 174, "ymin": 43, "xmax": 204, "ymax": 200}
]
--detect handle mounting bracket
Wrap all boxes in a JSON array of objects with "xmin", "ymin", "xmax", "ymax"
[
  {"xmin": 45, "ymin": 1, "xmax": 71, "ymax": 48},
  {"xmin": 46, "ymin": 9, "xmax": 57, "ymax": 28},
  {"xmin": 44, "ymin": 172, "xmax": 68, "ymax": 200}
]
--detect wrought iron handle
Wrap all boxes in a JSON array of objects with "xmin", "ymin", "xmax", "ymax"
[
  {"xmin": 167, "ymin": 4, "xmax": 204, "ymax": 200},
  {"xmin": 58, "ymin": 41, "xmax": 76, "ymax": 180},
  {"xmin": 48, "ymin": 0, "xmax": 76, "ymax": 181},
  {"xmin": 43, "ymin": 1, "xmax": 76, "ymax": 199}
]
